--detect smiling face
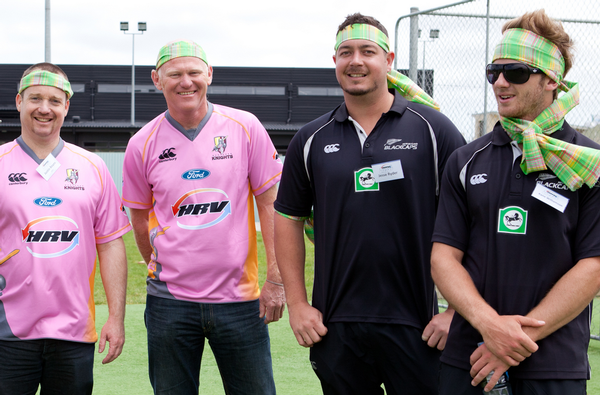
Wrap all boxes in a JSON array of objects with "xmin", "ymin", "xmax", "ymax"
[
  {"xmin": 333, "ymin": 39, "xmax": 393, "ymax": 98},
  {"xmin": 16, "ymin": 85, "xmax": 69, "ymax": 146},
  {"xmin": 151, "ymin": 56, "xmax": 213, "ymax": 128},
  {"xmin": 492, "ymin": 58, "xmax": 557, "ymax": 121}
]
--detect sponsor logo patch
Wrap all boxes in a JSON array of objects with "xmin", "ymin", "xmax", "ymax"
[
  {"xmin": 22, "ymin": 216, "xmax": 80, "ymax": 258},
  {"xmin": 64, "ymin": 168, "xmax": 85, "ymax": 191},
  {"xmin": 324, "ymin": 144, "xmax": 340, "ymax": 153},
  {"xmin": 535, "ymin": 173, "xmax": 568, "ymax": 191},
  {"xmin": 34, "ymin": 197, "xmax": 63, "ymax": 207},
  {"xmin": 159, "ymin": 147, "xmax": 177, "ymax": 162},
  {"xmin": 498, "ymin": 206, "xmax": 527, "ymax": 235},
  {"xmin": 354, "ymin": 168, "xmax": 379, "ymax": 192},
  {"xmin": 384, "ymin": 139, "xmax": 418, "ymax": 150},
  {"xmin": 212, "ymin": 136, "xmax": 233, "ymax": 161},
  {"xmin": 171, "ymin": 188, "xmax": 232, "ymax": 230},
  {"xmin": 8, "ymin": 172, "xmax": 28, "ymax": 185},
  {"xmin": 181, "ymin": 169, "xmax": 210, "ymax": 180},
  {"xmin": 470, "ymin": 173, "xmax": 487, "ymax": 185}
]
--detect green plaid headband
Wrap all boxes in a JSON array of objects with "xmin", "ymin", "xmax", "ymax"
[
  {"xmin": 493, "ymin": 28, "xmax": 567, "ymax": 91},
  {"xmin": 19, "ymin": 70, "xmax": 73, "ymax": 99},
  {"xmin": 156, "ymin": 40, "xmax": 208, "ymax": 69},
  {"xmin": 335, "ymin": 24, "xmax": 390, "ymax": 52},
  {"xmin": 495, "ymin": 29, "xmax": 600, "ymax": 190}
]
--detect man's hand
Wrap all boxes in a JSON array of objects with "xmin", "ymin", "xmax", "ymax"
[
  {"xmin": 422, "ymin": 308, "xmax": 454, "ymax": 350},
  {"xmin": 478, "ymin": 315, "xmax": 544, "ymax": 366},
  {"xmin": 259, "ymin": 280, "xmax": 286, "ymax": 324},
  {"xmin": 288, "ymin": 302, "xmax": 328, "ymax": 347},
  {"xmin": 98, "ymin": 315, "xmax": 125, "ymax": 364},
  {"xmin": 470, "ymin": 343, "xmax": 511, "ymax": 392}
]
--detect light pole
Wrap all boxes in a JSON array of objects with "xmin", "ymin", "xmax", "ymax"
[
  {"xmin": 420, "ymin": 29, "xmax": 439, "ymax": 72},
  {"xmin": 419, "ymin": 29, "xmax": 439, "ymax": 93},
  {"xmin": 120, "ymin": 21, "xmax": 147, "ymax": 125}
]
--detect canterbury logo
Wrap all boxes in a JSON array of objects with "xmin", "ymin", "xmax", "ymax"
[
  {"xmin": 324, "ymin": 144, "xmax": 340, "ymax": 154},
  {"xmin": 159, "ymin": 148, "xmax": 176, "ymax": 160},
  {"xmin": 8, "ymin": 173, "xmax": 27, "ymax": 182},
  {"xmin": 470, "ymin": 174, "xmax": 488, "ymax": 185}
]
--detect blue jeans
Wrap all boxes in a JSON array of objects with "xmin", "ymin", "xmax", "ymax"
[
  {"xmin": 145, "ymin": 295, "xmax": 276, "ymax": 395},
  {"xmin": 0, "ymin": 339, "xmax": 94, "ymax": 395}
]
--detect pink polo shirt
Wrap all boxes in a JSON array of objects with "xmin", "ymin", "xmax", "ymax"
[
  {"xmin": 0, "ymin": 139, "xmax": 131, "ymax": 342},
  {"xmin": 122, "ymin": 104, "xmax": 282, "ymax": 303}
]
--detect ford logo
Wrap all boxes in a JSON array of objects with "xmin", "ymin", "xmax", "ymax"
[
  {"xmin": 181, "ymin": 169, "xmax": 211, "ymax": 180},
  {"xmin": 34, "ymin": 197, "xmax": 63, "ymax": 207}
]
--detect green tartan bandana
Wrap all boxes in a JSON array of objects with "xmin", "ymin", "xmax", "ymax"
[
  {"xmin": 335, "ymin": 23, "xmax": 390, "ymax": 52},
  {"xmin": 387, "ymin": 70, "xmax": 440, "ymax": 111},
  {"xmin": 156, "ymin": 40, "xmax": 208, "ymax": 69},
  {"xmin": 335, "ymin": 24, "xmax": 440, "ymax": 111},
  {"xmin": 19, "ymin": 70, "xmax": 73, "ymax": 99},
  {"xmin": 494, "ymin": 28, "xmax": 600, "ymax": 190}
]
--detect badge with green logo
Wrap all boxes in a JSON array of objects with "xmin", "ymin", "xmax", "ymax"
[
  {"xmin": 498, "ymin": 206, "xmax": 527, "ymax": 234},
  {"xmin": 355, "ymin": 167, "xmax": 379, "ymax": 192}
]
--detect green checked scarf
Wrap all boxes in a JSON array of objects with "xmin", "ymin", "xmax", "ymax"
[
  {"xmin": 494, "ymin": 28, "xmax": 600, "ymax": 191},
  {"xmin": 19, "ymin": 70, "xmax": 73, "ymax": 99},
  {"xmin": 335, "ymin": 24, "xmax": 440, "ymax": 111},
  {"xmin": 156, "ymin": 40, "xmax": 208, "ymax": 69}
]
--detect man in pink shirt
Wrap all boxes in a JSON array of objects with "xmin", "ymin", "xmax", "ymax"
[
  {"xmin": 122, "ymin": 40, "xmax": 284, "ymax": 394},
  {"xmin": 0, "ymin": 63, "xmax": 131, "ymax": 395}
]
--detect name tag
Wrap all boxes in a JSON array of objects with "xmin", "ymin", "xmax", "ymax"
[
  {"xmin": 531, "ymin": 183, "xmax": 569, "ymax": 212},
  {"xmin": 372, "ymin": 160, "xmax": 404, "ymax": 183},
  {"xmin": 37, "ymin": 153, "xmax": 61, "ymax": 181}
]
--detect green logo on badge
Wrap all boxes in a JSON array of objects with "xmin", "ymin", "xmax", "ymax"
[
  {"xmin": 498, "ymin": 206, "xmax": 527, "ymax": 234},
  {"xmin": 355, "ymin": 167, "xmax": 379, "ymax": 192}
]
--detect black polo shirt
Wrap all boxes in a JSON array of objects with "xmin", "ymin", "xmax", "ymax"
[
  {"xmin": 275, "ymin": 90, "xmax": 465, "ymax": 328},
  {"xmin": 433, "ymin": 121, "xmax": 600, "ymax": 379}
]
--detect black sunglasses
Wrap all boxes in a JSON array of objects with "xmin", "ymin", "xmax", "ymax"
[{"xmin": 486, "ymin": 63, "xmax": 543, "ymax": 85}]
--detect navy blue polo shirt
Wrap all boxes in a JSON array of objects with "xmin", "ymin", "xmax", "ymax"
[
  {"xmin": 433, "ymin": 121, "xmax": 600, "ymax": 379},
  {"xmin": 275, "ymin": 90, "xmax": 465, "ymax": 328}
]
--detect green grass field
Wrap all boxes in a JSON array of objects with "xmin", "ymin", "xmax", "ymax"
[{"xmin": 88, "ymin": 232, "xmax": 600, "ymax": 394}]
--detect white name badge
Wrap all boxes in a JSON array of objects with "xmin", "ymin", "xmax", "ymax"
[
  {"xmin": 37, "ymin": 153, "xmax": 61, "ymax": 181},
  {"xmin": 531, "ymin": 183, "xmax": 569, "ymax": 213},
  {"xmin": 372, "ymin": 160, "xmax": 404, "ymax": 183}
]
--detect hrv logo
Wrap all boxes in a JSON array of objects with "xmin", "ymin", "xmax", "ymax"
[
  {"xmin": 171, "ymin": 188, "xmax": 231, "ymax": 230},
  {"xmin": 22, "ymin": 216, "xmax": 80, "ymax": 258}
]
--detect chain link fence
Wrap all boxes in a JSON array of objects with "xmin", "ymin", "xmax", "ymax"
[
  {"xmin": 394, "ymin": 0, "xmax": 600, "ymax": 339},
  {"xmin": 394, "ymin": 0, "xmax": 600, "ymax": 143}
]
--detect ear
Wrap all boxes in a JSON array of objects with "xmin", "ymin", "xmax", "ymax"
[
  {"xmin": 207, "ymin": 65, "xmax": 214, "ymax": 85},
  {"xmin": 386, "ymin": 51, "xmax": 395, "ymax": 72},
  {"xmin": 151, "ymin": 69, "xmax": 163, "ymax": 91},
  {"xmin": 332, "ymin": 55, "xmax": 337, "ymax": 65},
  {"xmin": 544, "ymin": 77, "xmax": 559, "ymax": 92},
  {"xmin": 15, "ymin": 93, "xmax": 22, "ymax": 112}
]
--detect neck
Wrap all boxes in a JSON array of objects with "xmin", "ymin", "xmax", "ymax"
[
  {"xmin": 168, "ymin": 101, "xmax": 208, "ymax": 130},
  {"xmin": 21, "ymin": 134, "xmax": 60, "ymax": 160},
  {"xmin": 344, "ymin": 89, "xmax": 394, "ymax": 135}
]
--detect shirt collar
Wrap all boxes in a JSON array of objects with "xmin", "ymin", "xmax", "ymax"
[{"xmin": 333, "ymin": 89, "xmax": 408, "ymax": 123}]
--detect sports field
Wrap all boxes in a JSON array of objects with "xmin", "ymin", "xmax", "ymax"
[{"xmin": 86, "ymin": 232, "xmax": 600, "ymax": 394}]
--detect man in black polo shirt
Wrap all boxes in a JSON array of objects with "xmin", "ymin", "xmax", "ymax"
[
  {"xmin": 431, "ymin": 9, "xmax": 600, "ymax": 395},
  {"xmin": 274, "ymin": 13, "xmax": 465, "ymax": 395}
]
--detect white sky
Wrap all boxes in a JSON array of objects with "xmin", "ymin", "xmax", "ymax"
[{"xmin": 2, "ymin": 0, "xmax": 461, "ymax": 68}]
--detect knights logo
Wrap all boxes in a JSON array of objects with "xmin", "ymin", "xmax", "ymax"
[
  {"xmin": 65, "ymin": 169, "xmax": 79, "ymax": 185},
  {"xmin": 212, "ymin": 136, "xmax": 227, "ymax": 154}
]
